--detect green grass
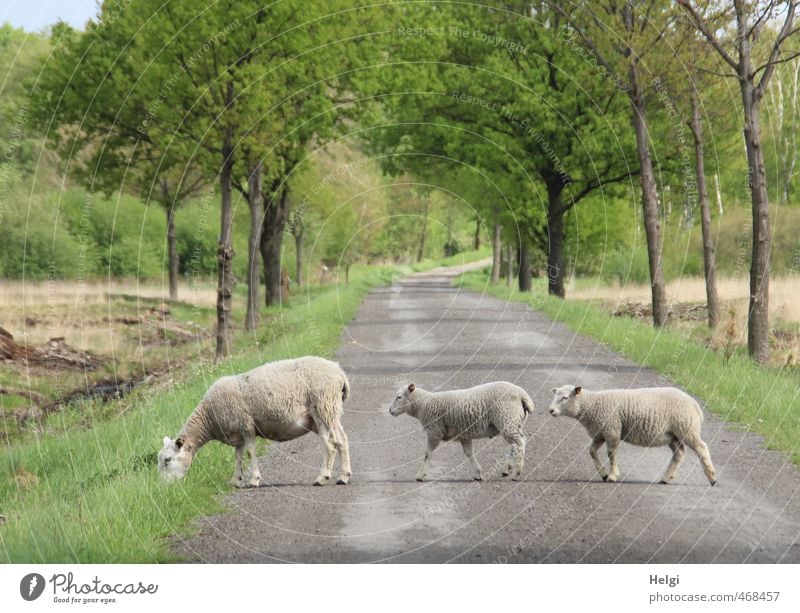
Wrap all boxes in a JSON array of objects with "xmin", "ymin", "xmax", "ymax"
[
  {"xmin": 411, "ymin": 246, "xmax": 491, "ymax": 272},
  {"xmin": 0, "ymin": 265, "xmax": 401, "ymax": 563},
  {"xmin": 457, "ymin": 268, "xmax": 800, "ymax": 467}
]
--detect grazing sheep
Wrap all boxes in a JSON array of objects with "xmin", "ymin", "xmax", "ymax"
[
  {"xmin": 389, "ymin": 382, "xmax": 534, "ymax": 481},
  {"xmin": 548, "ymin": 385, "xmax": 716, "ymax": 485},
  {"xmin": 158, "ymin": 356, "xmax": 352, "ymax": 487}
]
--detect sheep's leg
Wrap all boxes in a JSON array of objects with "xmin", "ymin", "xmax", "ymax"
[
  {"xmin": 502, "ymin": 432, "xmax": 526, "ymax": 481},
  {"xmin": 660, "ymin": 437, "xmax": 686, "ymax": 484},
  {"xmin": 333, "ymin": 423, "xmax": 352, "ymax": 485},
  {"xmin": 460, "ymin": 439, "xmax": 483, "ymax": 481},
  {"xmin": 230, "ymin": 444, "xmax": 245, "ymax": 487},
  {"xmin": 313, "ymin": 422, "xmax": 337, "ymax": 486},
  {"xmin": 244, "ymin": 434, "xmax": 261, "ymax": 487},
  {"xmin": 685, "ymin": 436, "xmax": 716, "ymax": 486},
  {"xmin": 605, "ymin": 436, "xmax": 620, "ymax": 482},
  {"xmin": 416, "ymin": 436, "xmax": 440, "ymax": 482},
  {"xmin": 589, "ymin": 436, "xmax": 609, "ymax": 482},
  {"xmin": 501, "ymin": 450, "xmax": 514, "ymax": 477}
]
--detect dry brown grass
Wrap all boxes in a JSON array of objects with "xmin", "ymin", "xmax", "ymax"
[
  {"xmin": 568, "ymin": 276, "xmax": 800, "ymax": 365},
  {"xmin": 569, "ymin": 276, "xmax": 800, "ymax": 323},
  {"xmin": 0, "ymin": 280, "xmax": 217, "ymax": 443},
  {"xmin": 0, "ymin": 280, "xmax": 217, "ymax": 348}
]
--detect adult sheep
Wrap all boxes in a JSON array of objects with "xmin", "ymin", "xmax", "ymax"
[
  {"xmin": 158, "ymin": 356, "xmax": 352, "ymax": 487},
  {"xmin": 389, "ymin": 382, "xmax": 534, "ymax": 481},
  {"xmin": 548, "ymin": 385, "xmax": 716, "ymax": 485}
]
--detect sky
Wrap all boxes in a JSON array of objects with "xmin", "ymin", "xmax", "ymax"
[{"xmin": 2, "ymin": 0, "xmax": 98, "ymax": 32}]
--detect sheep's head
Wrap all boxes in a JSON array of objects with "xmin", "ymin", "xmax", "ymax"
[
  {"xmin": 549, "ymin": 385, "xmax": 582, "ymax": 417},
  {"xmin": 389, "ymin": 383, "xmax": 416, "ymax": 416},
  {"xmin": 157, "ymin": 436, "xmax": 194, "ymax": 482}
]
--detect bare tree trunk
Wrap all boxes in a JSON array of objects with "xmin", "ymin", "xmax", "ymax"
[
  {"xmin": 245, "ymin": 162, "xmax": 263, "ymax": 331},
  {"xmin": 215, "ymin": 126, "xmax": 235, "ymax": 359},
  {"xmin": 166, "ymin": 205, "xmax": 179, "ymax": 301},
  {"xmin": 689, "ymin": 92, "xmax": 720, "ymax": 329},
  {"xmin": 546, "ymin": 181, "xmax": 567, "ymax": 298},
  {"xmin": 518, "ymin": 240, "xmax": 531, "ymax": 292},
  {"xmin": 261, "ymin": 184, "xmax": 290, "ymax": 307},
  {"xmin": 506, "ymin": 243, "xmax": 513, "ymax": 288},
  {"xmin": 473, "ymin": 217, "xmax": 481, "ymax": 250},
  {"xmin": 741, "ymin": 71, "xmax": 771, "ymax": 363},
  {"xmin": 293, "ymin": 223, "xmax": 304, "ymax": 288},
  {"xmin": 416, "ymin": 196, "xmax": 429, "ymax": 263},
  {"xmin": 490, "ymin": 222, "xmax": 501, "ymax": 283},
  {"xmin": 629, "ymin": 59, "xmax": 667, "ymax": 326}
]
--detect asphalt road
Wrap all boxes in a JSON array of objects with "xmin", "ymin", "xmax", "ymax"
[{"xmin": 175, "ymin": 263, "xmax": 800, "ymax": 563}]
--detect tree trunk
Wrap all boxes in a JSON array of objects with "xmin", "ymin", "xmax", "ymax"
[
  {"xmin": 740, "ymin": 73, "xmax": 771, "ymax": 363},
  {"xmin": 473, "ymin": 217, "xmax": 481, "ymax": 250},
  {"xmin": 260, "ymin": 184, "xmax": 290, "ymax": 307},
  {"xmin": 629, "ymin": 61, "xmax": 667, "ymax": 326},
  {"xmin": 689, "ymin": 92, "xmax": 720, "ymax": 329},
  {"xmin": 490, "ymin": 222, "xmax": 501, "ymax": 283},
  {"xmin": 506, "ymin": 242, "xmax": 513, "ymax": 288},
  {"xmin": 166, "ymin": 205, "xmax": 179, "ymax": 301},
  {"xmin": 416, "ymin": 197, "xmax": 429, "ymax": 263},
  {"xmin": 245, "ymin": 162, "xmax": 263, "ymax": 331},
  {"xmin": 215, "ymin": 128, "xmax": 235, "ymax": 359},
  {"xmin": 293, "ymin": 223, "xmax": 304, "ymax": 288},
  {"xmin": 546, "ymin": 181, "xmax": 566, "ymax": 298},
  {"xmin": 517, "ymin": 240, "xmax": 531, "ymax": 292}
]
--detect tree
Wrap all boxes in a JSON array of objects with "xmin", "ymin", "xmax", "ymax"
[
  {"xmin": 30, "ymin": 19, "xmax": 208, "ymax": 301},
  {"xmin": 365, "ymin": 2, "xmax": 636, "ymax": 297},
  {"xmin": 765, "ymin": 55, "xmax": 800, "ymax": 204},
  {"xmin": 554, "ymin": 0, "xmax": 678, "ymax": 324},
  {"xmin": 678, "ymin": 0, "xmax": 799, "ymax": 362}
]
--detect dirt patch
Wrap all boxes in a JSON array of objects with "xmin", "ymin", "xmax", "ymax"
[
  {"xmin": 611, "ymin": 301, "xmax": 708, "ymax": 323},
  {"xmin": 1, "ymin": 326, "xmax": 104, "ymax": 371}
]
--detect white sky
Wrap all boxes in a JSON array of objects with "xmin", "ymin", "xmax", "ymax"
[{"xmin": 2, "ymin": 0, "xmax": 99, "ymax": 32}]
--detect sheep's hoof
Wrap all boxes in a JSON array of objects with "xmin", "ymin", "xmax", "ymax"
[
  {"xmin": 601, "ymin": 475, "xmax": 608, "ymax": 482},
  {"xmin": 415, "ymin": 477, "xmax": 425, "ymax": 482},
  {"xmin": 336, "ymin": 477, "xmax": 349, "ymax": 485},
  {"xmin": 710, "ymin": 480, "xmax": 716, "ymax": 486},
  {"xmin": 606, "ymin": 476, "xmax": 618, "ymax": 483},
  {"xmin": 501, "ymin": 471, "xmax": 510, "ymax": 477},
  {"xmin": 473, "ymin": 476, "xmax": 482, "ymax": 482},
  {"xmin": 659, "ymin": 480, "xmax": 669, "ymax": 485},
  {"xmin": 314, "ymin": 476, "xmax": 330, "ymax": 486},
  {"xmin": 247, "ymin": 478, "xmax": 261, "ymax": 488}
]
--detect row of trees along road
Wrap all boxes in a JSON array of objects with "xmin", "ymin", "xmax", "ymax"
[{"xmin": 30, "ymin": 1, "xmax": 798, "ymax": 364}]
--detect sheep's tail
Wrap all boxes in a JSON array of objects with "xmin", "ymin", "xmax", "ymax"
[
  {"xmin": 693, "ymin": 399, "xmax": 704, "ymax": 422},
  {"xmin": 521, "ymin": 392, "xmax": 534, "ymax": 415},
  {"xmin": 341, "ymin": 373, "xmax": 350, "ymax": 402}
]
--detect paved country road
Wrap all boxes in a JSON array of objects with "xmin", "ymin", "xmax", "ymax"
[{"xmin": 175, "ymin": 263, "xmax": 800, "ymax": 563}]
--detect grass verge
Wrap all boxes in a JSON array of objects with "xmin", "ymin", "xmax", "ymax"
[
  {"xmin": 0, "ymin": 264, "xmax": 403, "ymax": 562},
  {"xmin": 457, "ymin": 269, "xmax": 800, "ymax": 467}
]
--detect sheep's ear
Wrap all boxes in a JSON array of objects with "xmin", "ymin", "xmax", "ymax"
[
  {"xmin": 574, "ymin": 386, "xmax": 582, "ymax": 396},
  {"xmin": 408, "ymin": 383, "xmax": 416, "ymax": 393},
  {"xmin": 551, "ymin": 387, "xmax": 557, "ymax": 394},
  {"xmin": 175, "ymin": 437, "xmax": 185, "ymax": 449},
  {"xmin": 163, "ymin": 436, "xmax": 171, "ymax": 447}
]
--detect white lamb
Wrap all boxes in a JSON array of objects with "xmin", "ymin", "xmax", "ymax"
[
  {"xmin": 158, "ymin": 356, "xmax": 352, "ymax": 487},
  {"xmin": 549, "ymin": 385, "xmax": 716, "ymax": 485},
  {"xmin": 389, "ymin": 381, "xmax": 534, "ymax": 481}
]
